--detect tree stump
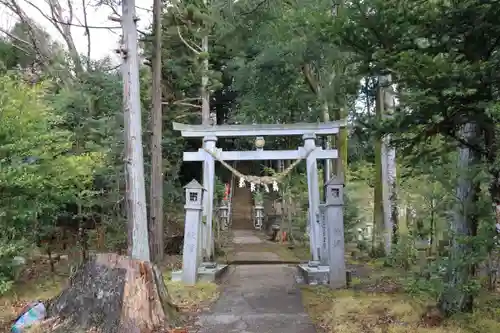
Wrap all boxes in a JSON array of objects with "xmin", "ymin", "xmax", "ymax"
[{"xmin": 46, "ymin": 253, "xmax": 179, "ymax": 333}]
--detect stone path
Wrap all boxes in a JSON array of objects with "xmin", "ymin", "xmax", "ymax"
[{"xmin": 195, "ymin": 230, "xmax": 316, "ymax": 333}]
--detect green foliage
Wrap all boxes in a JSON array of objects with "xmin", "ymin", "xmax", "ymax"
[
  {"xmin": 343, "ymin": 191, "xmax": 362, "ymax": 243},
  {"xmin": 0, "ymin": 74, "xmax": 106, "ymax": 292},
  {"xmin": 335, "ymin": 0, "xmax": 500, "ymax": 314},
  {"xmin": 0, "ymin": 238, "xmax": 26, "ymax": 295},
  {"xmin": 0, "ymin": 74, "xmax": 103, "ymax": 221},
  {"xmin": 222, "ymin": 0, "xmax": 359, "ymax": 124},
  {"xmin": 252, "ymin": 190, "xmax": 264, "ymax": 205},
  {"xmin": 214, "ymin": 176, "xmax": 226, "ymax": 204},
  {"xmin": 386, "ymin": 235, "xmax": 416, "ymax": 270}
]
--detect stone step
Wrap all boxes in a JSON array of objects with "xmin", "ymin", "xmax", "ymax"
[
  {"xmin": 232, "ymin": 213, "xmax": 251, "ymax": 218},
  {"xmin": 230, "ymin": 187, "xmax": 253, "ymax": 228},
  {"xmin": 231, "ymin": 217, "xmax": 253, "ymax": 229},
  {"xmin": 232, "ymin": 206, "xmax": 250, "ymax": 210},
  {"xmin": 232, "ymin": 198, "xmax": 250, "ymax": 201}
]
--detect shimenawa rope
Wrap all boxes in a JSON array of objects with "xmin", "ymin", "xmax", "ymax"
[{"xmin": 202, "ymin": 147, "xmax": 315, "ymax": 191}]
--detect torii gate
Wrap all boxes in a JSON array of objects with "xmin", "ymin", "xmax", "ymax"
[{"xmin": 172, "ymin": 120, "xmax": 346, "ymax": 264}]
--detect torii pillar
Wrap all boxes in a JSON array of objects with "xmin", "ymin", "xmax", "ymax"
[
  {"xmin": 303, "ymin": 134, "xmax": 321, "ymax": 262},
  {"xmin": 202, "ymin": 135, "xmax": 217, "ymax": 261}
]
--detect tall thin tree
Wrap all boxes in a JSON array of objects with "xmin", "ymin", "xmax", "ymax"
[
  {"xmin": 201, "ymin": 0, "xmax": 210, "ymax": 124},
  {"xmin": 149, "ymin": 0, "xmax": 164, "ymax": 262},
  {"xmin": 122, "ymin": 0, "xmax": 150, "ymax": 261},
  {"xmin": 373, "ymin": 74, "xmax": 397, "ymax": 255}
]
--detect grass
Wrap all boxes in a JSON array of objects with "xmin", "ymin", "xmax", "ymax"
[
  {"xmin": 300, "ymin": 261, "xmax": 500, "ymax": 333},
  {"xmin": 302, "ymin": 287, "xmax": 448, "ymax": 333},
  {"xmin": 302, "ymin": 286, "xmax": 500, "ymax": 333},
  {"xmin": 284, "ymin": 243, "xmax": 311, "ymax": 261},
  {"xmin": 0, "ymin": 262, "xmax": 67, "ymax": 331},
  {"xmin": 164, "ymin": 279, "xmax": 219, "ymax": 312},
  {"xmin": 272, "ymin": 243, "xmax": 310, "ymax": 261},
  {"xmin": 265, "ymin": 234, "xmax": 495, "ymax": 333}
]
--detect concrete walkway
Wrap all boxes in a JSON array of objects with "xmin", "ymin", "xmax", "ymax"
[{"xmin": 195, "ymin": 230, "xmax": 316, "ymax": 333}]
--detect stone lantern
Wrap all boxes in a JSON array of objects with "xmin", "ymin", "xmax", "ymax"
[
  {"xmin": 184, "ymin": 179, "xmax": 205, "ymax": 209},
  {"xmin": 255, "ymin": 136, "xmax": 265, "ymax": 150},
  {"xmin": 254, "ymin": 205, "xmax": 264, "ymax": 230},
  {"xmin": 325, "ymin": 174, "xmax": 346, "ymax": 289},
  {"xmin": 182, "ymin": 179, "xmax": 205, "ymax": 284},
  {"xmin": 325, "ymin": 174, "xmax": 344, "ymax": 206},
  {"xmin": 219, "ymin": 203, "xmax": 229, "ymax": 230}
]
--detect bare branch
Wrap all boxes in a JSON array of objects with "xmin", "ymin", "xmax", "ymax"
[
  {"xmin": 101, "ymin": 0, "xmax": 121, "ymax": 19},
  {"xmin": 302, "ymin": 63, "xmax": 319, "ymax": 95},
  {"xmin": 67, "ymin": 0, "xmax": 74, "ymax": 24},
  {"xmin": 0, "ymin": 27, "xmax": 32, "ymax": 53},
  {"xmin": 0, "ymin": 26, "xmax": 32, "ymax": 47},
  {"xmin": 174, "ymin": 112, "xmax": 200, "ymax": 120},
  {"xmin": 175, "ymin": 97, "xmax": 201, "ymax": 102},
  {"xmin": 0, "ymin": 0, "xmax": 51, "ymax": 68},
  {"xmin": 108, "ymin": 14, "xmax": 121, "ymax": 22},
  {"xmin": 164, "ymin": 100, "xmax": 202, "ymax": 109},
  {"xmin": 24, "ymin": 0, "xmax": 63, "ymax": 35},
  {"xmin": 162, "ymin": 97, "xmax": 202, "ymax": 107},
  {"xmin": 81, "ymin": 0, "xmax": 91, "ymax": 68},
  {"xmin": 103, "ymin": 63, "xmax": 120, "ymax": 71},
  {"xmin": 46, "ymin": 19, "xmax": 122, "ymax": 29},
  {"xmin": 24, "ymin": 0, "xmax": 83, "ymax": 73},
  {"xmin": 176, "ymin": 26, "xmax": 201, "ymax": 54},
  {"xmin": 135, "ymin": 5, "xmax": 151, "ymax": 12},
  {"xmin": 241, "ymin": 0, "xmax": 269, "ymax": 15}
]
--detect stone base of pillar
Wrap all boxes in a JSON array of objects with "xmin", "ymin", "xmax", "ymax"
[
  {"xmin": 297, "ymin": 263, "xmax": 330, "ymax": 285},
  {"xmin": 296, "ymin": 264, "xmax": 351, "ymax": 288},
  {"xmin": 171, "ymin": 263, "xmax": 229, "ymax": 283}
]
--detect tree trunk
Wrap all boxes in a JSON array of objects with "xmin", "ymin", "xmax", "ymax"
[
  {"xmin": 201, "ymin": 0, "xmax": 210, "ymax": 125},
  {"xmin": 149, "ymin": 0, "xmax": 164, "ymax": 263},
  {"xmin": 387, "ymin": 140, "xmax": 398, "ymax": 246},
  {"xmin": 483, "ymin": 113, "xmax": 500, "ymax": 291},
  {"xmin": 46, "ymin": 0, "xmax": 83, "ymax": 74},
  {"xmin": 199, "ymin": 0, "xmax": 212, "ymax": 261},
  {"xmin": 122, "ymin": 0, "xmax": 150, "ymax": 261},
  {"xmin": 429, "ymin": 201, "xmax": 435, "ymax": 256},
  {"xmin": 46, "ymin": 253, "xmax": 179, "ymax": 332},
  {"xmin": 331, "ymin": 0, "xmax": 347, "ymax": 179},
  {"xmin": 372, "ymin": 111, "xmax": 384, "ymax": 255},
  {"xmin": 337, "ymin": 107, "xmax": 348, "ymax": 177},
  {"xmin": 438, "ymin": 122, "xmax": 480, "ymax": 315},
  {"xmin": 381, "ymin": 75, "xmax": 398, "ymax": 252},
  {"xmin": 381, "ymin": 130, "xmax": 391, "ymax": 253},
  {"xmin": 322, "ymin": 100, "xmax": 332, "ymax": 192},
  {"xmin": 372, "ymin": 75, "xmax": 397, "ymax": 255},
  {"xmin": 373, "ymin": 77, "xmax": 388, "ymax": 255},
  {"xmin": 123, "ymin": 63, "xmax": 133, "ymax": 257}
]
